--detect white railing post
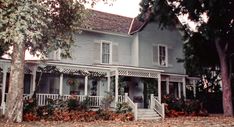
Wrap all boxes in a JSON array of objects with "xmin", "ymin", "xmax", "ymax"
[
  {"xmin": 124, "ymin": 93, "xmax": 128, "ymax": 102},
  {"xmin": 135, "ymin": 103, "xmax": 138, "ymax": 121},
  {"xmin": 150, "ymin": 94, "xmax": 154, "ymax": 109},
  {"xmin": 162, "ymin": 103, "xmax": 165, "ymax": 119}
]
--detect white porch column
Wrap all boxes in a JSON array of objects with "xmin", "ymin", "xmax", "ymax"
[
  {"xmin": 59, "ymin": 74, "xmax": 63, "ymax": 96},
  {"xmin": 1, "ymin": 65, "xmax": 7, "ymax": 114},
  {"xmin": 157, "ymin": 73, "xmax": 161, "ymax": 103},
  {"xmin": 178, "ymin": 83, "xmax": 181, "ymax": 98},
  {"xmin": 193, "ymin": 79, "xmax": 196, "ymax": 97},
  {"xmin": 30, "ymin": 66, "xmax": 37, "ymax": 94},
  {"xmin": 115, "ymin": 69, "xmax": 119, "ymax": 102},
  {"xmin": 84, "ymin": 76, "xmax": 88, "ymax": 96},
  {"xmin": 166, "ymin": 77, "xmax": 170, "ymax": 94},
  {"xmin": 182, "ymin": 77, "xmax": 186, "ymax": 99},
  {"xmin": 107, "ymin": 72, "xmax": 111, "ymax": 92}
]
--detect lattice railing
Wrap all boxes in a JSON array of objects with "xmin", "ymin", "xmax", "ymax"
[{"xmin": 118, "ymin": 69, "xmax": 159, "ymax": 78}]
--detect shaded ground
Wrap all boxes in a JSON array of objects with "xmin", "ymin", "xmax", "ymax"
[{"xmin": 1, "ymin": 116, "xmax": 234, "ymax": 127}]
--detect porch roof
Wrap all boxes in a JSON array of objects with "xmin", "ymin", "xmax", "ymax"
[
  {"xmin": 95, "ymin": 65, "xmax": 163, "ymax": 78},
  {"xmin": 38, "ymin": 62, "xmax": 164, "ymax": 79},
  {"xmin": 0, "ymin": 59, "xmax": 164, "ymax": 79}
]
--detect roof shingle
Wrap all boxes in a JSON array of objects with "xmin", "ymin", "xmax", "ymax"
[{"xmin": 83, "ymin": 10, "xmax": 133, "ymax": 34}]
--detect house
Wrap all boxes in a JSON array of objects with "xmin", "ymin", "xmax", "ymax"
[{"xmin": 0, "ymin": 10, "xmax": 197, "ymax": 120}]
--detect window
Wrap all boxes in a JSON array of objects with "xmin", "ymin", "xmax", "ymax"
[
  {"xmin": 159, "ymin": 45, "xmax": 167, "ymax": 66},
  {"xmin": 101, "ymin": 42, "xmax": 110, "ymax": 63}
]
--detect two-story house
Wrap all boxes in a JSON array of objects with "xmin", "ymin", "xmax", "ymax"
[{"xmin": 0, "ymin": 10, "xmax": 197, "ymax": 120}]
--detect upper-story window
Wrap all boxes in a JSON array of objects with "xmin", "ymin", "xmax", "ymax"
[
  {"xmin": 101, "ymin": 42, "xmax": 111, "ymax": 64},
  {"xmin": 93, "ymin": 40, "xmax": 118, "ymax": 64},
  {"xmin": 159, "ymin": 45, "xmax": 167, "ymax": 66}
]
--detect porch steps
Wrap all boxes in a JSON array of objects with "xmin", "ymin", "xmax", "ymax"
[{"xmin": 137, "ymin": 109, "xmax": 161, "ymax": 120}]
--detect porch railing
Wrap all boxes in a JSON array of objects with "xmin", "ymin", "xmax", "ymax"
[
  {"xmin": 24, "ymin": 94, "xmax": 104, "ymax": 107},
  {"xmin": 89, "ymin": 96, "xmax": 104, "ymax": 107},
  {"xmin": 124, "ymin": 93, "xmax": 138, "ymax": 120},
  {"xmin": 37, "ymin": 93, "xmax": 59, "ymax": 106},
  {"xmin": 150, "ymin": 94, "xmax": 165, "ymax": 119}
]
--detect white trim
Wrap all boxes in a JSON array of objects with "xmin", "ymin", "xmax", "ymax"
[
  {"xmin": 193, "ymin": 80, "xmax": 196, "ymax": 97},
  {"xmin": 100, "ymin": 40, "xmax": 112, "ymax": 64},
  {"xmin": 107, "ymin": 72, "xmax": 111, "ymax": 92},
  {"xmin": 157, "ymin": 73, "xmax": 162, "ymax": 103},
  {"xmin": 182, "ymin": 77, "xmax": 186, "ymax": 99},
  {"xmin": 166, "ymin": 77, "xmax": 170, "ymax": 94},
  {"xmin": 158, "ymin": 44, "xmax": 168, "ymax": 67},
  {"xmin": 84, "ymin": 76, "xmax": 88, "ymax": 96},
  {"xmin": 162, "ymin": 73, "xmax": 187, "ymax": 77},
  {"xmin": 128, "ymin": 19, "xmax": 135, "ymax": 34},
  {"xmin": 135, "ymin": 33, "xmax": 139, "ymax": 66},
  {"xmin": 79, "ymin": 28, "xmax": 131, "ymax": 37},
  {"xmin": 152, "ymin": 43, "xmax": 158, "ymax": 66},
  {"xmin": 1, "ymin": 65, "xmax": 7, "ymax": 115},
  {"xmin": 178, "ymin": 83, "xmax": 181, "ymax": 98},
  {"xmin": 95, "ymin": 64, "xmax": 164, "ymax": 72},
  {"xmin": 115, "ymin": 69, "xmax": 119, "ymax": 103},
  {"xmin": 59, "ymin": 73, "xmax": 63, "ymax": 95},
  {"xmin": 46, "ymin": 62, "xmax": 111, "ymax": 71},
  {"xmin": 31, "ymin": 66, "xmax": 37, "ymax": 94}
]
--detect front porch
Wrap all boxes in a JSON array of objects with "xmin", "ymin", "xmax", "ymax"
[{"xmin": 0, "ymin": 60, "xmax": 194, "ymax": 120}]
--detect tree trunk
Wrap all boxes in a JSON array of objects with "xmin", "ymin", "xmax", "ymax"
[
  {"xmin": 215, "ymin": 40, "xmax": 233, "ymax": 116},
  {"xmin": 6, "ymin": 43, "xmax": 25, "ymax": 122}
]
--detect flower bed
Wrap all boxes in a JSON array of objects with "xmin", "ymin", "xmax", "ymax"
[{"xmin": 23, "ymin": 94, "xmax": 134, "ymax": 122}]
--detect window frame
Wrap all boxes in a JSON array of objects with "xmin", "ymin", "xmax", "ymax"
[
  {"xmin": 100, "ymin": 40, "xmax": 112, "ymax": 64},
  {"xmin": 158, "ymin": 44, "xmax": 168, "ymax": 67}
]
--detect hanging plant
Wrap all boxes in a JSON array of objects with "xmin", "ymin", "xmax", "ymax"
[{"xmin": 66, "ymin": 79, "xmax": 77, "ymax": 86}]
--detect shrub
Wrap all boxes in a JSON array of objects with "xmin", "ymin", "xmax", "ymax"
[
  {"xmin": 23, "ymin": 96, "xmax": 134, "ymax": 122},
  {"xmin": 79, "ymin": 97, "xmax": 91, "ymax": 111},
  {"xmin": 100, "ymin": 92, "xmax": 114, "ymax": 110},
  {"xmin": 23, "ymin": 98, "xmax": 37, "ymax": 114},
  {"xmin": 96, "ymin": 109, "xmax": 112, "ymax": 120},
  {"xmin": 116, "ymin": 102, "xmax": 132, "ymax": 114},
  {"xmin": 67, "ymin": 98, "xmax": 79, "ymax": 110},
  {"xmin": 162, "ymin": 94, "xmax": 207, "ymax": 117}
]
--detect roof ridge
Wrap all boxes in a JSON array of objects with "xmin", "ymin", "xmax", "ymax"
[{"xmin": 88, "ymin": 9, "xmax": 133, "ymax": 19}]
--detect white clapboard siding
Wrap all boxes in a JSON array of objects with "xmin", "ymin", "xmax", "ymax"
[
  {"xmin": 48, "ymin": 49, "xmax": 61, "ymax": 60},
  {"xmin": 112, "ymin": 43, "xmax": 119, "ymax": 64},
  {"xmin": 93, "ymin": 41, "xmax": 101, "ymax": 63},
  {"xmin": 167, "ymin": 46, "xmax": 173, "ymax": 67},
  {"xmin": 152, "ymin": 44, "xmax": 158, "ymax": 65}
]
